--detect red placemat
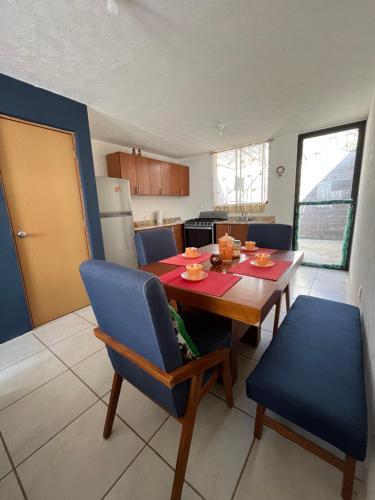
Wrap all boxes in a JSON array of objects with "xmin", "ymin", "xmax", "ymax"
[
  {"xmin": 241, "ymin": 247, "xmax": 278, "ymax": 255},
  {"xmin": 159, "ymin": 267, "xmax": 241, "ymax": 297},
  {"xmin": 159, "ymin": 252, "xmax": 211, "ymax": 265},
  {"xmin": 228, "ymin": 259, "xmax": 292, "ymax": 281}
]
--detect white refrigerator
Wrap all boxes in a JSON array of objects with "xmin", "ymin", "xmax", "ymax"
[{"xmin": 96, "ymin": 177, "xmax": 138, "ymax": 268}]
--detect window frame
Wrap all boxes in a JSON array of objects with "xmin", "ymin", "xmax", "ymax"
[{"xmin": 212, "ymin": 140, "xmax": 270, "ymax": 210}]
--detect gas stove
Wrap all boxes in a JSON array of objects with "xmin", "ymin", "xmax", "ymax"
[
  {"xmin": 184, "ymin": 211, "xmax": 227, "ymax": 247},
  {"xmin": 184, "ymin": 211, "xmax": 228, "ymax": 228}
]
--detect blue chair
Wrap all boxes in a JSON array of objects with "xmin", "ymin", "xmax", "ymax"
[
  {"xmin": 246, "ymin": 223, "xmax": 293, "ymax": 251},
  {"xmin": 134, "ymin": 227, "xmax": 178, "ymax": 265},
  {"xmin": 247, "ymin": 223, "xmax": 293, "ymax": 333},
  {"xmin": 80, "ymin": 260, "xmax": 233, "ymax": 500}
]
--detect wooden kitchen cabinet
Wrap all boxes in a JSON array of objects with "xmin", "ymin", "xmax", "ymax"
[
  {"xmin": 230, "ymin": 224, "xmax": 249, "ymax": 242},
  {"xmin": 215, "ymin": 224, "xmax": 231, "ymax": 241},
  {"xmin": 215, "ymin": 223, "xmax": 249, "ymax": 243},
  {"xmin": 161, "ymin": 162, "xmax": 180, "ymax": 196},
  {"xmin": 172, "ymin": 224, "xmax": 184, "ymax": 253},
  {"xmin": 148, "ymin": 159, "xmax": 162, "ymax": 195},
  {"xmin": 180, "ymin": 165, "xmax": 189, "ymax": 196},
  {"xmin": 134, "ymin": 155, "xmax": 150, "ymax": 195},
  {"xmin": 107, "ymin": 153, "xmax": 189, "ymax": 197},
  {"xmin": 107, "ymin": 152, "xmax": 137, "ymax": 195}
]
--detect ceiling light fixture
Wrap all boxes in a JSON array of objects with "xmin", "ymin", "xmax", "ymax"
[
  {"xmin": 106, "ymin": 0, "xmax": 119, "ymax": 15},
  {"xmin": 215, "ymin": 123, "xmax": 225, "ymax": 136}
]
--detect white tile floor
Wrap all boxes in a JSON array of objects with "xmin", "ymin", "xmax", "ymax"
[{"xmin": 0, "ymin": 267, "xmax": 366, "ymax": 499}]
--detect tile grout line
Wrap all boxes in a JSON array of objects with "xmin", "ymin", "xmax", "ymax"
[
  {"xmin": 208, "ymin": 389, "xmax": 256, "ymax": 421},
  {"xmin": 14, "ymin": 400, "xmax": 99, "ymax": 469},
  {"xmin": 31, "ymin": 322, "xmax": 98, "ymax": 349},
  {"xmin": 0, "ymin": 367, "xmax": 70, "ymax": 413},
  {"xmin": 95, "ymin": 395, "xmax": 207, "ymax": 499},
  {"xmin": 230, "ymin": 437, "xmax": 256, "ymax": 500},
  {"xmin": 99, "ymin": 443, "xmax": 148, "ymax": 500},
  {"xmin": 144, "ymin": 414, "xmax": 207, "ymax": 500},
  {"xmin": 100, "ymin": 415, "xmax": 170, "ymax": 500},
  {"xmin": 0, "ymin": 431, "xmax": 28, "ymax": 500},
  {"xmin": 146, "ymin": 443, "xmax": 207, "ymax": 500},
  {"xmin": 1, "ymin": 339, "xmax": 106, "ymax": 414},
  {"xmin": 72, "ymin": 308, "xmax": 98, "ymax": 325},
  {"xmin": 0, "ymin": 347, "xmax": 45, "ymax": 375}
]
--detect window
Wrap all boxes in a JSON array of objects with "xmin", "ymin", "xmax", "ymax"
[{"xmin": 213, "ymin": 141, "xmax": 269, "ymax": 212}]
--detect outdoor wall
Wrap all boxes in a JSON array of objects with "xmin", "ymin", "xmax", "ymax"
[{"xmin": 350, "ymin": 93, "xmax": 375, "ymax": 499}]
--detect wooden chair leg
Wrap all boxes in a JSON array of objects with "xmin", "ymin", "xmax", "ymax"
[
  {"xmin": 285, "ymin": 284, "xmax": 291, "ymax": 311},
  {"xmin": 273, "ymin": 297, "xmax": 281, "ymax": 336},
  {"xmin": 254, "ymin": 404, "xmax": 265, "ymax": 439},
  {"xmin": 171, "ymin": 373, "xmax": 203, "ymax": 500},
  {"xmin": 221, "ymin": 350, "xmax": 234, "ymax": 408},
  {"xmin": 103, "ymin": 372, "xmax": 123, "ymax": 439},
  {"xmin": 341, "ymin": 455, "xmax": 356, "ymax": 500}
]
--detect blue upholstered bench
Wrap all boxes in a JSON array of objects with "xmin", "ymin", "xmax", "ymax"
[{"xmin": 246, "ymin": 295, "xmax": 367, "ymax": 500}]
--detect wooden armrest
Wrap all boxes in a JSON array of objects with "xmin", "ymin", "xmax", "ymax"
[
  {"xmin": 168, "ymin": 348, "xmax": 227, "ymax": 386},
  {"xmin": 94, "ymin": 328, "xmax": 174, "ymax": 388},
  {"xmin": 94, "ymin": 327, "xmax": 228, "ymax": 389}
]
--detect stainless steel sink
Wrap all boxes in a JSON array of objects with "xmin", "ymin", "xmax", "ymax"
[{"xmin": 228, "ymin": 216, "xmax": 256, "ymax": 222}]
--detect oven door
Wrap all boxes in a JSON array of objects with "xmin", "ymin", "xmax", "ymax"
[{"xmin": 184, "ymin": 226, "xmax": 214, "ymax": 248}]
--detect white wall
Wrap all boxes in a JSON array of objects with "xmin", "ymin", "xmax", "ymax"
[
  {"xmin": 266, "ymin": 134, "xmax": 298, "ymax": 224},
  {"xmin": 91, "ymin": 139, "xmax": 210, "ymax": 222},
  {"xmin": 92, "ymin": 134, "xmax": 298, "ymax": 224},
  {"xmin": 350, "ymin": 94, "xmax": 375, "ymax": 500},
  {"xmin": 181, "ymin": 133, "xmax": 298, "ymax": 224}
]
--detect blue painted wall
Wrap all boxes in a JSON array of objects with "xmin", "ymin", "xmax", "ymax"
[{"xmin": 0, "ymin": 73, "xmax": 104, "ymax": 342}]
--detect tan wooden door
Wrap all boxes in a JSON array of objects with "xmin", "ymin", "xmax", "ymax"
[{"xmin": 0, "ymin": 117, "xmax": 90, "ymax": 327}]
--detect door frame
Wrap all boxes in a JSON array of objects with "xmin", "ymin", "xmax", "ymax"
[
  {"xmin": 0, "ymin": 114, "xmax": 92, "ymax": 326},
  {"xmin": 293, "ymin": 120, "xmax": 366, "ymax": 270}
]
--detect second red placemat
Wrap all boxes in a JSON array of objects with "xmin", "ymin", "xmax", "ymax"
[
  {"xmin": 159, "ymin": 268, "xmax": 241, "ymax": 297},
  {"xmin": 159, "ymin": 252, "xmax": 211, "ymax": 265},
  {"xmin": 228, "ymin": 259, "xmax": 292, "ymax": 281}
]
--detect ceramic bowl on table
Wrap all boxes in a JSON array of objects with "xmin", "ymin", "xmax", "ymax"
[
  {"xmin": 182, "ymin": 263, "xmax": 207, "ymax": 281},
  {"xmin": 183, "ymin": 247, "xmax": 200, "ymax": 258},
  {"xmin": 250, "ymin": 253, "xmax": 275, "ymax": 268}
]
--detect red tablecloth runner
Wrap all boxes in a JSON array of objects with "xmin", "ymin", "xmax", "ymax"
[
  {"xmin": 159, "ymin": 252, "xmax": 211, "ymax": 265},
  {"xmin": 241, "ymin": 247, "xmax": 278, "ymax": 255},
  {"xmin": 228, "ymin": 259, "xmax": 292, "ymax": 281},
  {"xmin": 159, "ymin": 267, "xmax": 241, "ymax": 297}
]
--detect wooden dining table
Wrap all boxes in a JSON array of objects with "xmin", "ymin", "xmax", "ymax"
[{"xmin": 141, "ymin": 244, "xmax": 304, "ymax": 382}]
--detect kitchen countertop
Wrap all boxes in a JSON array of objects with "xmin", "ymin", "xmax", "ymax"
[
  {"xmin": 134, "ymin": 216, "xmax": 275, "ymax": 230},
  {"xmin": 215, "ymin": 217, "xmax": 275, "ymax": 225},
  {"xmin": 134, "ymin": 221, "xmax": 184, "ymax": 231}
]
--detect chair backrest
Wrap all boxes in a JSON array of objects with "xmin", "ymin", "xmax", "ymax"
[
  {"xmin": 80, "ymin": 259, "xmax": 188, "ymax": 417},
  {"xmin": 134, "ymin": 228, "xmax": 178, "ymax": 265},
  {"xmin": 247, "ymin": 223, "xmax": 293, "ymax": 250}
]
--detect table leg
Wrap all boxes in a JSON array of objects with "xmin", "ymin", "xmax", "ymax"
[
  {"xmin": 230, "ymin": 321, "xmax": 260, "ymax": 383},
  {"xmin": 241, "ymin": 325, "xmax": 261, "ymax": 347}
]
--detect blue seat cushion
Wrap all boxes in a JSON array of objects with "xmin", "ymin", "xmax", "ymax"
[
  {"xmin": 182, "ymin": 311, "xmax": 231, "ymax": 355},
  {"xmin": 246, "ymin": 295, "xmax": 367, "ymax": 461}
]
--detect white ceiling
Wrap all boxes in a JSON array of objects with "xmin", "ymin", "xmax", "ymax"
[{"xmin": 1, "ymin": 0, "xmax": 375, "ymax": 158}]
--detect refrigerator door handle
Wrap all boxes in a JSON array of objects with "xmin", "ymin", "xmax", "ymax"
[{"xmin": 100, "ymin": 211, "xmax": 133, "ymax": 218}]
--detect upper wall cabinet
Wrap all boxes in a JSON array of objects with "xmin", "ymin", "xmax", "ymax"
[{"xmin": 106, "ymin": 152, "xmax": 189, "ymax": 197}]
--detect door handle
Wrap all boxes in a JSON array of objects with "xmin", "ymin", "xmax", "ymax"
[{"xmin": 17, "ymin": 231, "xmax": 29, "ymax": 239}]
